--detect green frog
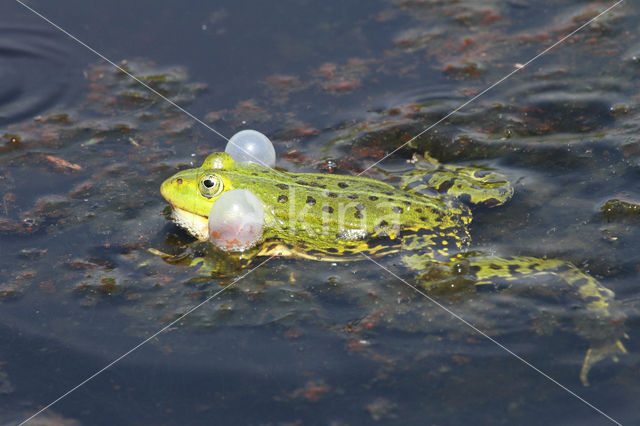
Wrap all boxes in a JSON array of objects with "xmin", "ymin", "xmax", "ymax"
[{"xmin": 159, "ymin": 151, "xmax": 626, "ymax": 386}]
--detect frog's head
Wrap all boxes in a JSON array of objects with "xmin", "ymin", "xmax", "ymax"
[{"xmin": 160, "ymin": 152, "xmax": 240, "ymax": 240}]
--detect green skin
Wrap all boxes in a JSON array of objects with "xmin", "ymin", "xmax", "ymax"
[{"xmin": 160, "ymin": 152, "xmax": 626, "ymax": 385}]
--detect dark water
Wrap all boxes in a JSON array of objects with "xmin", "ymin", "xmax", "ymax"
[{"xmin": 1, "ymin": 0, "xmax": 639, "ymax": 424}]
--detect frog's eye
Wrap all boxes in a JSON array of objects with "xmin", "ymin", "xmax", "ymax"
[{"xmin": 199, "ymin": 174, "xmax": 223, "ymax": 198}]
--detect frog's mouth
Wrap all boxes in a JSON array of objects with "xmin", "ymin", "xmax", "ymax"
[{"xmin": 170, "ymin": 206, "xmax": 209, "ymax": 241}]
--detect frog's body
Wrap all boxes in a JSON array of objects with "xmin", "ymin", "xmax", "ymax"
[
  {"xmin": 160, "ymin": 152, "xmax": 626, "ymax": 386},
  {"xmin": 161, "ymin": 153, "xmax": 478, "ymax": 262}
]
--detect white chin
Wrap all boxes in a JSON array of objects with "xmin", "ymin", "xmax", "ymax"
[{"xmin": 171, "ymin": 207, "xmax": 209, "ymax": 241}]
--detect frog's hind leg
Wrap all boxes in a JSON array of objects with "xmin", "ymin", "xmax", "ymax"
[
  {"xmin": 463, "ymin": 255, "xmax": 627, "ymax": 386},
  {"xmin": 401, "ymin": 162, "xmax": 514, "ymax": 207}
]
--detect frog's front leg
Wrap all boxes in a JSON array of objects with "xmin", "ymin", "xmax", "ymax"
[{"xmin": 149, "ymin": 242, "xmax": 254, "ymax": 277}]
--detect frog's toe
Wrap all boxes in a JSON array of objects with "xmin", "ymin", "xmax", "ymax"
[
  {"xmin": 148, "ymin": 247, "xmax": 171, "ymax": 259},
  {"xmin": 148, "ymin": 247, "xmax": 191, "ymax": 265},
  {"xmin": 190, "ymin": 256, "xmax": 220, "ymax": 276},
  {"xmin": 580, "ymin": 339, "xmax": 627, "ymax": 386}
]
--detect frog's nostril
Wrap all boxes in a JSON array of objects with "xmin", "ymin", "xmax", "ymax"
[{"xmin": 176, "ymin": 178, "xmax": 183, "ymax": 184}]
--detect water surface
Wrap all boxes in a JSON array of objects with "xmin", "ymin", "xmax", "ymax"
[{"xmin": 1, "ymin": 0, "xmax": 639, "ymax": 424}]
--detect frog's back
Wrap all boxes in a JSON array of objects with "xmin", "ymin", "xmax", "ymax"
[{"xmin": 224, "ymin": 165, "xmax": 472, "ymax": 260}]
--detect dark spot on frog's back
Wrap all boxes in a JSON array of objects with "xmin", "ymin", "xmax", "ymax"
[
  {"xmin": 276, "ymin": 183, "xmax": 289, "ymax": 190},
  {"xmin": 399, "ymin": 229, "xmax": 416, "ymax": 237},
  {"xmin": 482, "ymin": 198, "xmax": 500, "ymax": 207},
  {"xmin": 297, "ymin": 180, "xmax": 326, "ymax": 189},
  {"xmin": 327, "ymin": 192, "xmax": 338, "ymax": 198},
  {"xmin": 573, "ymin": 278, "xmax": 589, "ymax": 287},
  {"xmin": 554, "ymin": 264, "xmax": 573, "ymax": 273},
  {"xmin": 323, "ymin": 206, "xmax": 334, "ymax": 213},
  {"xmin": 338, "ymin": 182, "xmax": 349, "ymax": 188},
  {"xmin": 391, "ymin": 206, "xmax": 403, "ymax": 214},
  {"xmin": 306, "ymin": 196, "xmax": 316, "ymax": 206},
  {"xmin": 438, "ymin": 179, "xmax": 455, "ymax": 193},
  {"xmin": 366, "ymin": 234, "xmax": 394, "ymax": 248},
  {"xmin": 267, "ymin": 242, "xmax": 279, "ymax": 251},
  {"xmin": 278, "ymin": 195, "xmax": 288, "ymax": 203},
  {"xmin": 458, "ymin": 193, "xmax": 471, "ymax": 204},
  {"xmin": 369, "ymin": 195, "xmax": 378, "ymax": 201},
  {"xmin": 404, "ymin": 180, "xmax": 423, "ymax": 191},
  {"xmin": 582, "ymin": 295, "xmax": 601, "ymax": 304}
]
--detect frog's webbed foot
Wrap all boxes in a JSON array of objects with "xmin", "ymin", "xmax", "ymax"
[
  {"xmin": 581, "ymin": 338, "xmax": 628, "ymax": 386},
  {"xmin": 401, "ymin": 153, "xmax": 513, "ymax": 207},
  {"xmin": 148, "ymin": 244, "xmax": 248, "ymax": 277}
]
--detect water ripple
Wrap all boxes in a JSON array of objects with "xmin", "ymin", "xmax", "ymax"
[{"xmin": 0, "ymin": 24, "xmax": 77, "ymax": 126}]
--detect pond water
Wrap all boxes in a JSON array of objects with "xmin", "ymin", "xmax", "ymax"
[{"xmin": 1, "ymin": 0, "xmax": 639, "ymax": 424}]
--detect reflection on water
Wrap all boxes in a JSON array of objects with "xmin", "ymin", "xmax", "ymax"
[{"xmin": 1, "ymin": 0, "xmax": 640, "ymax": 424}]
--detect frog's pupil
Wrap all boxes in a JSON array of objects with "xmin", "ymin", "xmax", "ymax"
[{"xmin": 204, "ymin": 179, "xmax": 214, "ymax": 188}]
